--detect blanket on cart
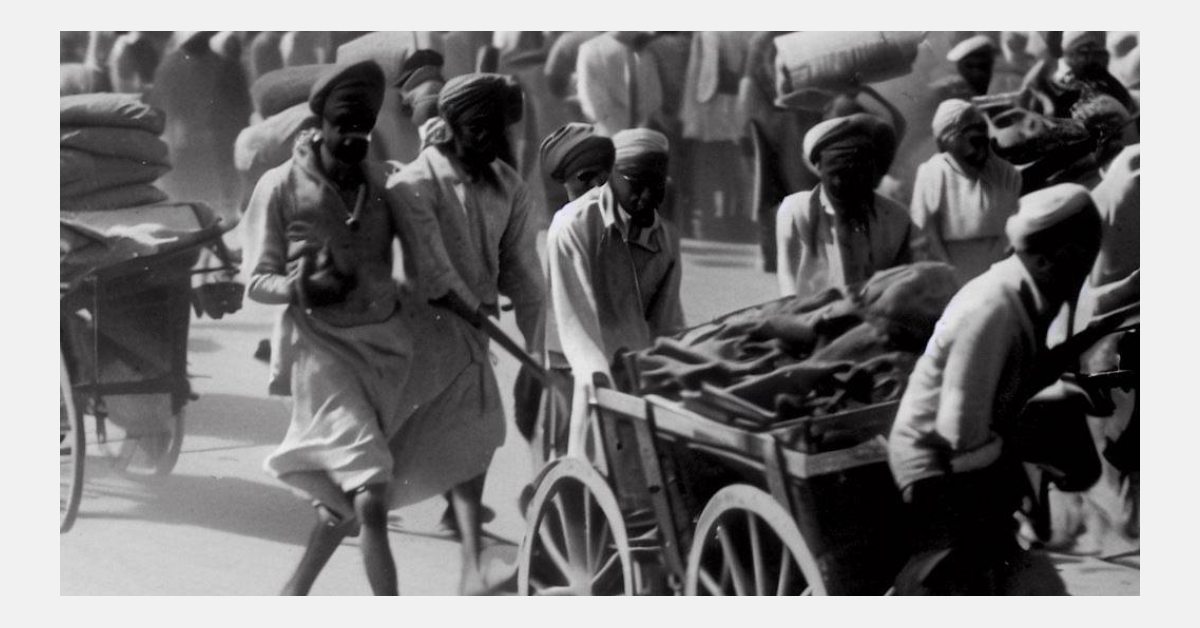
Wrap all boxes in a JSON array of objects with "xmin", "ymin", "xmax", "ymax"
[{"xmin": 620, "ymin": 262, "xmax": 961, "ymax": 427}]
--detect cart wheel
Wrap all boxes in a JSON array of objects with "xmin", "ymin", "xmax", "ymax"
[
  {"xmin": 100, "ymin": 407, "xmax": 185, "ymax": 476},
  {"xmin": 61, "ymin": 353, "xmax": 85, "ymax": 533},
  {"xmin": 684, "ymin": 484, "xmax": 826, "ymax": 596},
  {"xmin": 517, "ymin": 458, "xmax": 635, "ymax": 596}
]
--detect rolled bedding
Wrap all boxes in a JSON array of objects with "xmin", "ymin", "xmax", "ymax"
[
  {"xmin": 250, "ymin": 63, "xmax": 329, "ymax": 118},
  {"xmin": 61, "ymin": 149, "xmax": 171, "ymax": 197},
  {"xmin": 60, "ymin": 126, "xmax": 171, "ymax": 167},
  {"xmin": 773, "ymin": 31, "xmax": 925, "ymax": 109},
  {"xmin": 60, "ymin": 93, "xmax": 166, "ymax": 134},
  {"xmin": 234, "ymin": 102, "xmax": 319, "ymax": 173},
  {"xmin": 60, "ymin": 183, "xmax": 168, "ymax": 212}
]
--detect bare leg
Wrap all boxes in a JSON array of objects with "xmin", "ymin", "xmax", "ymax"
[
  {"xmin": 279, "ymin": 470, "xmax": 356, "ymax": 524},
  {"xmin": 281, "ymin": 516, "xmax": 353, "ymax": 595},
  {"xmin": 354, "ymin": 484, "xmax": 398, "ymax": 596},
  {"xmin": 450, "ymin": 474, "xmax": 487, "ymax": 595}
]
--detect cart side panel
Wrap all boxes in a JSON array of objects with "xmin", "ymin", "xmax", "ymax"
[{"xmin": 789, "ymin": 462, "xmax": 906, "ymax": 595}]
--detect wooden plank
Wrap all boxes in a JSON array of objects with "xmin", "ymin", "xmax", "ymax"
[{"xmin": 781, "ymin": 436, "xmax": 890, "ymax": 479}]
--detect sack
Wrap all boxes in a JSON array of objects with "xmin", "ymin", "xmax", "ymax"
[
  {"xmin": 60, "ymin": 93, "xmax": 166, "ymax": 134},
  {"xmin": 336, "ymin": 31, "xmax": 441, "ymax": 84},
  {"xmin": 250, "ymin": 63, "xmax": 329, "ymax": 118},
  {"xmin": 774, "ymin": 31, "xmax": 924, "ymax": 108},
  {"xmin": 60, "ymin": 183, "xmax": 168, "ymax": 212},
  {"xmin": 61, "ymin": 149, "xmax": 170, "ymax": 197},
  {"xmin": 60, "ymin": 63, "xmax": 111, "ymax": 96},
  {"xmin": 60, "ymin": 126, "xmax": 171, "ymax": 167},
  {"xmin": 234, "ymin": 103, "xmax": 318, "ymax": 173}
]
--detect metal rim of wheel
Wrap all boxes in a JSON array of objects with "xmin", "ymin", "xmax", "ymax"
[
  {"xmin": 60, "ymin": 353, "xmax": 85, "ymax": 533},
  {"xmin": 684, "ymin": 484, "xmax": 827, "ymax": 596},
  {"xmin": 517, "ymin": 458, "xmax": 635, "ymax": 596},
  {"xmin": 100, "ymin": 407, "xmax": 184, "ymax": 476}
]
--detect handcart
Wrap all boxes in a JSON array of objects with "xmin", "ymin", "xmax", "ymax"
[
  {"xmin": 512, "ymin": 292, "xmax": 1141, "ymax": 595},
  {"xmin": 60, "ymin": 202, "xmax": 238, "ymax": 533},
  {"xmin": 516, "ymin": 360, "xmax": 906, "ymax": 596}
]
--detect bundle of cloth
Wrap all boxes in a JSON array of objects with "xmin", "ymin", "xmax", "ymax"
[
  {"xmin": 618, "ymin": 263, "xmax": 961, "ymax": 430},
  {"xmin": 60, "ymin": 93, "xmax": 172, "ymax": 212}
]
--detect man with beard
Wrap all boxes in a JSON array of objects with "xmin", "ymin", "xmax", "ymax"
[
  {"xmin": 775, "ymin": 113, "xmax": 916, "ymax": 299},
  {"xmin": 242, "ymin": 60, "xmax": 413, "ymax": 595},
  {"xmin": 547, "ymin": 128, "xmax": 685, "ymax": 457},
  {"xmin": 387, "ymin": 72, "xmax": 545, "ymax": 594},
  {"xmin": 910, "ymin": 99, "xmax": 1022, "ymax": 283}
]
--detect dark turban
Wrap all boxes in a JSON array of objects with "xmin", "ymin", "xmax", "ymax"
[
  {"xmin": 396, "ymin": 50, "xmax": 445, "ymax": 127},
  {"xmin": 803, "ymin": 113, "xmax": 896, "ymax": 173},
  {"xmin": 308, "ymin": 60, "xmax": 385, "ymax": 123},
  {"xmin": 540, "ymin": 123, "xmax": 615, "ymax": 182},
  {"xmin": 438, "ymin": 72, "xmax": 523, "ymax": 127}
]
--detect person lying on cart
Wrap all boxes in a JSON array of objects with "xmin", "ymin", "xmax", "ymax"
[
  {"xmin": 241, "ymin": 60, "xmax": 413, "ymax": 596},
  {"xmin": 547, "ymin": 128, "xmax": 685, "ymax": 458},
  {"xmin": 887, "ymin": 183, "xmax": 1109, "ymax": 595},
  {"xmin": 775, "ymin": 113, "xmax": 917, "ymax": 300}
]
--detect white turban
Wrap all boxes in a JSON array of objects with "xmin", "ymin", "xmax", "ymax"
[
  {"xmin": 947, "ymin": 34, "xmax": 996, "ymax": 62},
  {"xmin": 1006, "ymin": 183, "xmax": 1095, "ymax": 251},
  {"xmin": 612, "ymin": 128, "xmax": 669, "ymax": 164},
  {"xmin": 932, "ymin": 99, "xmax": 985, "ymax": 141}
]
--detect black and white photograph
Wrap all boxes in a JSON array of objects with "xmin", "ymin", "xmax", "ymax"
[{"xmin": 54, "ymin": 23, "xmax": 1144, "ymax": 598}]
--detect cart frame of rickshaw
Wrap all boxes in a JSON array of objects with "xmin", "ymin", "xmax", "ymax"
[
  {"xmin": 518, "ymin": 355, "xmax": 906, "ymax": 596},
  {"xmin": 60, "ymin": 207, "xmax": 237, "ymax": 533}
]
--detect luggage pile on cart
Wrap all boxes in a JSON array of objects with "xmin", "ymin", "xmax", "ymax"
[{"xmin": 60, "ymin": 93, "xmax": 240, "ymax": 533}]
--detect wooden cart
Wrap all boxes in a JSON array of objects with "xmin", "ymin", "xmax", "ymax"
[{"xmin": 516, "ymin": 381, "xmax": 905, "ymax": 596}]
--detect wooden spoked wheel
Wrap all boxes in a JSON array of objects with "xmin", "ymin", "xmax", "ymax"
[
  {"xmin": 685, "ymin": 484, "xmax": 826, "ymax": 596},
  {"xmin": 517, "ymin": 458, "xmax": 635, "ymax": 595},
  {"xmin": 99, "ymin": 405, "xmax": 184, "ymax": 476},
  {"xmin": 60, "ymin": 352, "xmax": 85, "ymax": 533}
]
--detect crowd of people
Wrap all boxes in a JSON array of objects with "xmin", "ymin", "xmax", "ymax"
[{"xmin": 61, "ymin": 30, "xmax": 1140, "ymax": 596}]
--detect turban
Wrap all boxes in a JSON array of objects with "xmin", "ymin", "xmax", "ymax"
[
  {"xmin": 803, "ymin": 113, "xmax": 896, "ymax": 171},
  {"xmin": 308, "ymin": 60, "xmax": 385, "ymax": 123},
  {"xmin": 540, "ymin": 123, "xmax": 615, "ymax": 182},
  {"xmin": 947, "ymin": 34, "xmax": 996, "ymax": 62},
  {"xmin": 1006, "ymin": 183, "xmax": 1096, "ymax": 252},
  {"xmin": 396, "ymin": 50, "xmax": 445, "ymax": 127},
  {"xmin": 394, "ymin": 49, "xmax": 444, "ymax": 91},
  {"xmin": 1063, "ymin": 31, "xmax": 1107, "ymax": 53},
  {"xmin": 438, "ymin": 72, "xmax": 523, "ymax": 126},
  {"xmin": 612, "ymin": 128, "xmax": 669, "ymax": 164},
  {"xmin": 932, "ymin": 99, "xmax": 986, "ymax": 141}
]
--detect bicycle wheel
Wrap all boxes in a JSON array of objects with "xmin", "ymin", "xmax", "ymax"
[{"xmin": 60, "ymin": 353, "xmax": 85, "ymax": 533}]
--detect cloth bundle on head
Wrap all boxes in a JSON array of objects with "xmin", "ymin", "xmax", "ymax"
[
  {"xmin": 612, "ymin": 128, "xmax": 669, "ymax": 164},
  {"xmin": 1006, "ymin": 183, "xmax": 1095, "ymax": 252},
  {"xmin": 308, "ymin": 60, "xmax": 386, "ymax": 122},
  {"xmin": 947, "ymin": 34, "xmax": 996, "ymax": 62},
  {"xmin": 540, "ymin": 123, "xmax": 615, "ymax": 182},
  {"xmin": 1063, "ymin": 31, "xmax": 1107, "ymax": 53},
  {"xmin": 396, "ymin": 50, "xmax": 445, "ymax": 127},
  {"xmin": 803, "ymin": 113, "xmax": 896, "ymax": 171},
  {"xmin": 437, "ymin": 72, "xmax": 523, "ymax": 126},
  {"xmin": 932, "ymin": 98, "xmax": 986, "ymax": 141}
]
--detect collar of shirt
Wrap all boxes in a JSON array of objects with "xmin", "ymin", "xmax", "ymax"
[
  {"xmin": 599, "ymin": 183, "xmax": 662, "ymax": 252},
  {"xmin": 817, "ymin": 185, "xmax": 875, "ymax": 233}
]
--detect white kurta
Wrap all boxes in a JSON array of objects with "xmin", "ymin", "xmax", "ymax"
[{"xmin": 909, "ymin": 152, "xmax": 1022, "ymax": 284}]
